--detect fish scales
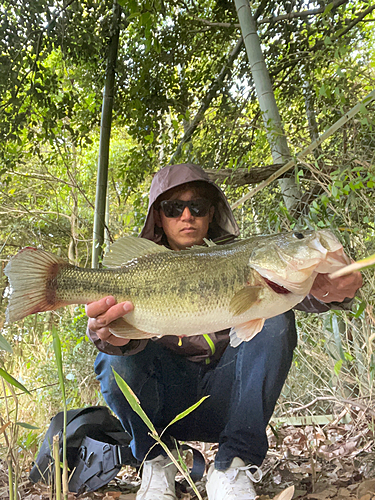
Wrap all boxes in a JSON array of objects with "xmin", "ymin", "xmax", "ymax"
[
  {"xmin": 54, "ymin": 244, "xmax": 250, "ymax": 314},
  {"xmin": 4, "ymin": 230, "xmax": 350, "ymax": 346}
]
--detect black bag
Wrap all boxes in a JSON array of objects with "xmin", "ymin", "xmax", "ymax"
[{"xmin": 29, "ymin": 406, "xmax": 139, "ymax": 494}]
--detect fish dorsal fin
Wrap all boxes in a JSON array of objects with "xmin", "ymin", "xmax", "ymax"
[
  {"xmin": 229, "ymin": 286, "xmax": 262, "ymax": 316},
  {"xmin": 229, "ymin": 318, "xmax": 265, "ymax": 347},
  {"xmin": 103, "ymin": 236, "xmax": 170, "ymax": 268},
  {"xmin": 190, "ymin": 238, "xmax": 217, "ymax": 250},
  {"xmin": 203, "ymin": 238, "xmax": 217, "ymax": 247}
]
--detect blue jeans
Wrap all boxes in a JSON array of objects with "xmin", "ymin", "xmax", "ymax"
[{"xmin": 94, "ymin": 310, "xmax": 297, "ymax": 470}]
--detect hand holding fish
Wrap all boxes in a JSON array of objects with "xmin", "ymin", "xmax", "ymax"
[
  {"xmin": 86, "ymin": 296, "xmax": 133, "ymax": 346},
  {"xmin": 310, "ymin": 270, "xmax": 362, "ymax": 303}
]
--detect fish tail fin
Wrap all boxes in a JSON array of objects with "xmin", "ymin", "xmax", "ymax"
[{"xmin": 4, "ymin": 247, "xmax": 68, "ymax": 323}]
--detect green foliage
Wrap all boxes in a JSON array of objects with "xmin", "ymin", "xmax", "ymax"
[
  {"xmin": 113, "ymin": 368, "xmax": 207, "ymax": 499},
  {"xmin": 0, "ymin": 0, "xmax": 374, "ymax": 464}
]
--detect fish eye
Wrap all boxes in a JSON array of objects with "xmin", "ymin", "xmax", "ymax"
[{"xmin": 293, "ymin": 232, "xmax": 304, "ymax": 240}]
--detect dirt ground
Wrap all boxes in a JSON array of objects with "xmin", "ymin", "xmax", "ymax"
[{"xmin": 2, "ymin": 419, "xmax": 375, "ymax": 500}]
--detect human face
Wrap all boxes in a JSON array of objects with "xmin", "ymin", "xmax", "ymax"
[{"xmin": 156, "ymin": 188, "xmax": 214, "ymax": 251}]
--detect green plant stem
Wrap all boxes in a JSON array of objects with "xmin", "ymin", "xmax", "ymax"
[
  {"xmin": 51, "ymin": 326, "xmax": 68, "ymax": 500},
  {"xmin": 156, "ymin": 440, "xmax": 204, "ymax": 500},
  {"xmin": 7, "ymin": 458, "xmax": 14, "ymax": 500},
  {"xmin": 62, "ymin": 407, "xmax": 68, "ymax": 500}
]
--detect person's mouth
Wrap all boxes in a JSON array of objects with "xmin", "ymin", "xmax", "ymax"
[{"xmin": 180, "ymin": 227, "xmax": 196, "ymax": 233}]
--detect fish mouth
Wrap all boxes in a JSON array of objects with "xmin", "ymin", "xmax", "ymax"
[{"xmin": 263, "ymin": 277, "xmax": 291, "ymax": 295}]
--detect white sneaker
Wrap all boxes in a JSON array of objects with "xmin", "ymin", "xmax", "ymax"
[
  {"xmin": 206, "ymin": 457, "xmax": 262, "ymax": 500},
  {"xmin": 136, "ymin": 454, "xmax": 178, "ymax": 500}
]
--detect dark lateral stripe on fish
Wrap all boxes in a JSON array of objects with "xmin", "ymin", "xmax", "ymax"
[
  {"xmin": 4, "ymin": 247, "xmax": 70, "ymax": 323},
  {"xmin": 263, "ymin": 278, "xmax": 291, "ymax": 295}
]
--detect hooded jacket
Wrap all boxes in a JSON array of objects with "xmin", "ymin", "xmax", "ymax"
[{"xmin": 87, "ymin": 163, "xmax": 353, "ymax": 364}]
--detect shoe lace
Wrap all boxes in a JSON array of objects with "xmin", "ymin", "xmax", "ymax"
[{"xmin": 227, "ymin": 464, "xmax": 263, "ymax": 484}]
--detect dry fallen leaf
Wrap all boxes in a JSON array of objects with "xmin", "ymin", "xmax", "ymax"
[
  {"xmin": 337, "ymin": 487, "xmax": 351, "ymax": 497},
  {"xmin": 358, "ymin": 494, "xmax": 371, "ymax": 500},
  {"xmin": 357, "ymin": 479, "xmax": 375, "ymax": 497},
  {"xmin": 307, "ymin": 486, "xmax": 338, "ymax": 500},
  {"xmin": 273, "ymin": 485, "xmax": 295, "ymax": 500}
]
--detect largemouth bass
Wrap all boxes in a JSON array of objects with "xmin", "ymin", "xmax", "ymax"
[{"xmin": 4, "ymin": 230, "xmax": 349, "ymax": 346}]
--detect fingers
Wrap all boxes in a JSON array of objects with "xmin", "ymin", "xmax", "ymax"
[
  {"xmin": 85, "ymin": 296, "xmax": 117, "ymax": 318},
  {"xmin": 311, "ymin": 271, "xmax": 362, "ymax": 303},
  {"xmin": 86, "ymin": 296, "xmax": 134, "ymax": 346},
  {"xmin": 86, "ymin": 296, "xmax": 133, "ymax": 322}
]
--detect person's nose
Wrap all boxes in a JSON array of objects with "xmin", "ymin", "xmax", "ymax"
[{"xmin": 180, "ymin": 205, "xmax": 194, "ymax": 220}]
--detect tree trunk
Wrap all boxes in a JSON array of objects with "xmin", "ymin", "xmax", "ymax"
[
  {"xmin": 234, "ymin": 0, "xmax": 301, "ymax": 212},
  {"xmin": 92, "ymin": 1, "xmax": 121, "ymax": 268}
]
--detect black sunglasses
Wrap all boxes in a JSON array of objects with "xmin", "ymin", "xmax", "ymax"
[{"xmin": 159, "ymin": 198, "xmax": 212, "ymax": 218}]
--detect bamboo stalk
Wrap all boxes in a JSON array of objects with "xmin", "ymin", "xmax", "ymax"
[
  {"xmin": 62, "ymin": 461, "xmax": 68, "ymax": 500},
  {"xmin": 231, "ymin": 89, "xmax": 375, "ymax": 209},
  {"xmin": 234, "ymin": 0, "xmax": 302, "ymax": 211},
  {"xmin": 92, "ymin": 1, "xmax": 122, "ymax": 267},
  {"xmin": 53, "ymin": 435, "xmax": 61, "ymax": 500}
]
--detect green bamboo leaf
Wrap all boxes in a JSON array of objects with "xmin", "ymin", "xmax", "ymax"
[
  {"xmin": 331, "ymin": 315, "xmax": 345, "ymax": 362},
  {"xmin": 113, "ymin": 369, "xmax": 157, "ymax": 434},
  {"xmin": 0, "ymin": 334, "xmax": 13, "ymax": 353},
  {"xmin": 334, "ymin": 359, "xmax": 343, "ymax": 375},
  {"xmin": 0, "ymin": 368, "xmax": 31, "ymax": 395},
  {"xmin": 164, "ymin": 396, "xmax": 210, "ymax": 429},
  {"xmin": 353, "ymin": 300, "xmax": 366, "ymax": 319},
  {"xmin": 16, "ymin": 422, "xmax": 39, "ymax": 429},
  {"xmin": 323, "ymin": 2, "xmax": 334, "ymax": 16}
]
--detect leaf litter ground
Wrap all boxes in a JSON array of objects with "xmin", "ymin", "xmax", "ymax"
[{"xmin": 2, "ymin": 418, "xmax": 375, "ymax": 500}]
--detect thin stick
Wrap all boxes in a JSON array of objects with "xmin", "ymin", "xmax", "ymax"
[
  {"xmin": 7, "ymin": 458, "xmax": 14, "ymax": 500},
  {"xmin": 53, "ymin": 435, "xmax": 61, "ymax": 500},
  {"xmin": 231, "ymin": 89, "xmax": 375, "ymax": 209}
]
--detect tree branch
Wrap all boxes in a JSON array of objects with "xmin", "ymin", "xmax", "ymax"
[
  {"xmin": 334, "ymin": 4, "xmax": 375, "ymax": 40},
  {"xmin": 205, "ymin": 164, "xmax": 285, "ymax": 186},
  {"xmin": 230, "ymin": 89, "xmax": 375, "ymax": 209},
  {"xmin": 168, "ymin": 36, "xmax": 244, "ymax": 164},
  {"xmin": 192, "ymin": 0, "xmax": 348, "ymax": 29}
]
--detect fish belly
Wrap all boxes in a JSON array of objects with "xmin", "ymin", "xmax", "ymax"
[{"xmin": 123, "ymin": 288, "xmax": 305, "ymax": 337}]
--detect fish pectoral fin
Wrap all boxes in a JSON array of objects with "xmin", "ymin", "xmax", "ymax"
[
  {"xmin": 229, "ymin": 286, "xmax": 262, "ymax": 316},
  {"xmin": 229, "ymin": 318, "xmax": 265, "ymax": 347},
  {"xmin": 103, "ymin": 235, "xmax": 170, "ymax": 268},
  {"xmin": 109, "ymin": 318, "xmax": 156, "ymax": 340}
]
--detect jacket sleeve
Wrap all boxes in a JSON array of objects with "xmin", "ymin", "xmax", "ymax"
[
  {"xmin": 294, "ymin": 294, "xmax": 354, "ymax": 313},
  {"xmin": 86, "ymin": 325, "xmax": 149, "ymax": 356}
]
